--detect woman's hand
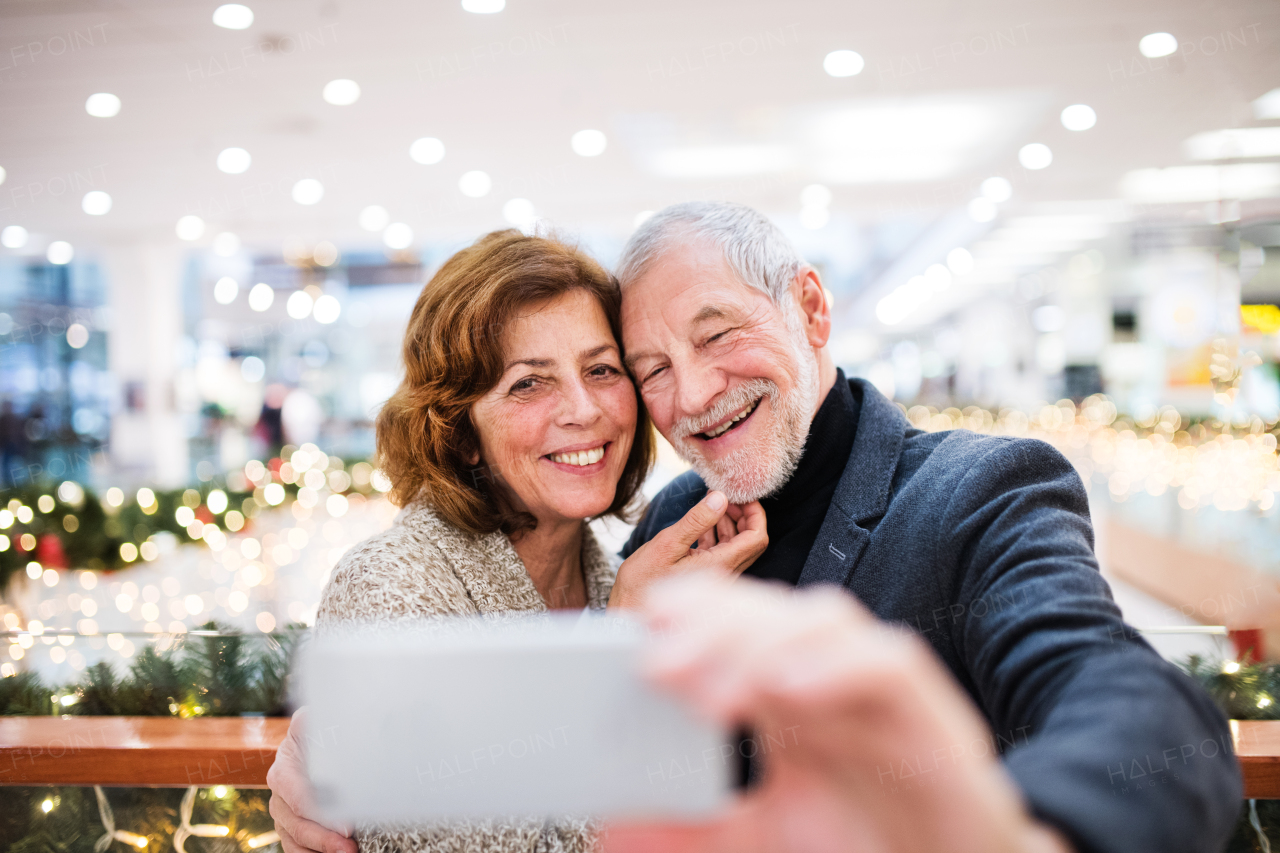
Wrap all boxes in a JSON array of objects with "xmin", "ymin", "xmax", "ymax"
[
  {"xmin": 608, "ymin": 491, "xmax": 767, "ymax": 610},
  {"xmin": 267, "ymin": 707, "xmax": 358, "ymax": 853}
]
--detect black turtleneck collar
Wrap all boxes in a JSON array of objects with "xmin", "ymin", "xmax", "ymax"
[{"xmin": 745, "ymin": 368, "xmax": 859, "ymax": 586}]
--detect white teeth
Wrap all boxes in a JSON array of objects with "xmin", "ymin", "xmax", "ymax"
[
  {"xmin": 704, "ymin": 399, "xmax": 759, "ymax": 439},
  {"xmin": 550, "ymin": 446, "xmax": 605, "ymax": 466}
]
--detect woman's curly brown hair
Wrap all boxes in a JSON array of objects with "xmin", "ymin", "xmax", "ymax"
[{"xmin": 376, "ymin": 229, "xmax": 654, "ymax": 535}]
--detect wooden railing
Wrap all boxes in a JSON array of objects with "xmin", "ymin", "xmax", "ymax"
[{"xmin": 0, "ymin": 716, "xmax": 1277, "ymax": 798}]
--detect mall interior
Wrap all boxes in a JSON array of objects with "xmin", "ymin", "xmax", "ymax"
[{"xmin": 1, "ymin": 0, "xmax": 1279, "ymax": 849}]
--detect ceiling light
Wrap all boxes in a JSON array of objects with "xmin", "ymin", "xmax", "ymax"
[
  {"xmin": 383, "ymin": 223, "xmax": 413, "ymax": 249},
  {"xmin": 85, "ymin": 93, "xmax": 121, "ymax": 118},
  {"xmin": 286, "ymin": 290, "xmax": 314, "ymax": 319},
  {"xmin": 212, "ymin": 4, "xmax": 254, "ymax": 29},
  {"xmin": 1138, "ymin": 32, "xmax": 1177, "ymax": 58},
  {"xmin": 217, "ymin": 147, "xmax": 251, "ymax": 174},
  {"xmin": 248, "ymin": 283, "xmax": 274, "ymax": 311},
  {"xmin": 968, "ymin": 197, "xmax": 997, "ymax": 222},
  {"xmin": 409, "ymin": 137, "xmax": 445, "ymax": 165},
  {"xmin": 323, "ymin": 79, "xmax": 360, "ymax": 106},
  {"xmin": 212, "ymin": 232, "xmax": 240, "ymax": 256},
  {"xmin": 47, "ymin": 241, "xmax": 74, "ymax": 265},
  {"xmin": 458, "ymin": 170, "xmax": 492, "ymax": 197},
  {"xmin": 213, "ymin": 277, "xmax": 239, "ymax": 305},
  {"xmin": 981, "ymin": 177, "xmax": 1012, "ymax": 202},
  {"xmin": 1184, "ymin": 127, "xmax": 1280, "ymax": 160},
  {"xmin": 1018, "ymin": 143, "xmax": 1053, "ymax": 170},
  {"xmin": 81, "ymin": 191, "xmax": 111, "ymax": 215},
  {"xmin": 1060, "ymin": 104, "xmax": 1096, "ymax": 131},
  {"xmin": 461, "ymin": 0, "xmax": 504, "ymax": 12},
  {"xmin": 924, "ymin": 263, "xmax": 951, "ymax": 292},
  {"xmin": 1, "ymin": 226, "xmax": 27, "ymax": 249},
  {"xmin": 313, "ymin": 295, "xmax": 341, "ymax": 324},
  {"xmin": 313, "ymin": 241, "xmax": 339, "ymax": 266},
  {"xmin": 633, "ymin": 210, "xmax": 654, "ymax": 228},
  {"xmin": 359, "ymin": 205, "xmax": 390, "ymax": 231},
  {"xmin": 947, "ymin": 248, "xmax": 974, "ymax": 275},
  {"xmin": 571, "ymin": 129, "xmax": 607, "ymax": 157},
  {"xmin": 823, "ymin": 50, "xmax": 864, "ymax": 77},
  {"xmin": 800, "ymin": 184, "xmax": 833, "ymax": 207},
  {"xmin": 800, "ymin": 206, "xmax": 830, "ymax": 229},
  {"xmin": 292, "ymin": 179, "xmax": 324, "ymax": 205},
  {"xmin": 176, "ymin": 215, "xmax": 205, "ymax": 240},
  {"xmin": 0, "ymin": 165, "xmax": 5, "ymax": 185},
  {"xmin": 502, "ymin": 198, "xmax": 538, "ymax": 229},
  {"xmin": 1254, "ymin": 88, "xmax": 1280, "ymax": 120},
  {"xmin": 649, "ymin": 145, "xmax": 795, "ymax": 179},
  {"xmin": 1120, "ymin": 163, "xmax": 1280, "ymax": 202}
]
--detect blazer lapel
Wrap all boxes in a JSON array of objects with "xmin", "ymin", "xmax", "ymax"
[{"xmin": 797, "ymin": 379, "xmax": 906, "ymax": 588}]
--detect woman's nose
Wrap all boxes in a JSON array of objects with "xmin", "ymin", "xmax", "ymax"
[{"xmin": 557, "ymin": 379, "xmax": 604, "ymax": 426}]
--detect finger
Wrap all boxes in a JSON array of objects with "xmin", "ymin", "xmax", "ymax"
[
  {"xmin": 275, "ymin": 819, "xmax": 314, "ymax": 853},
  {"xmin": 270, "ymin": 793, "xmax": 359, "ymax": 853},
  {"xmin": 725, "ymin": 503, "xmax": 745, "ymax": 523},
  {"xmin": 695, "ymin": 527, "xmax": 717, "ymax": 551},
  {"xmin": 652, "ymin": 491, "xmax": 729, "ymax": 560},
  {"xmin": 715, "ymin": 513, "xmax": 737, "ymax": 546}
]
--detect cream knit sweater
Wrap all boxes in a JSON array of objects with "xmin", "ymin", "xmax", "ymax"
[{"xmin": 315, "ymin": 500, "xmax": 617, "ymax": 853}]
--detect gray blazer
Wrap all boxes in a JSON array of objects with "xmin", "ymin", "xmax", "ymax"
[{"xmin": 624, "ymin": 377, "xmax": 1242, "ymax": 853}]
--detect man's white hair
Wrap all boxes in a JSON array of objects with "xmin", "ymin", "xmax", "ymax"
[{"xmin": 616, "ymin": 201, "xmax": 804, "ymax": 303}]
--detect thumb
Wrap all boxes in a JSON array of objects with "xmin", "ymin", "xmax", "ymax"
[{"xmin": 654, "ymin": 491, "xmax": 728, "ymax": 559}]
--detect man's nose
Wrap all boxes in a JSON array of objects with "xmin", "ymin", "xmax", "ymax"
[{"xmin": 673, "ymin": 361, "xmax": 727, "ymax": 421}]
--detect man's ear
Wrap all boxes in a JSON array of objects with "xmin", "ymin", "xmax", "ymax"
[{"xmin": 793, "ymin": 266, "xmax": 832, "ymax": 348}]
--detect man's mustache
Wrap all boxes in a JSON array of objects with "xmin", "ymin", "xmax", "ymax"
[{"xmin": 670, "ymin": 379, "xmax": 777, "ymax": 442}]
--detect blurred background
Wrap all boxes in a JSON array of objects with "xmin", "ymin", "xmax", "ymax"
[{"xmin": 1, "ymin": 0, "xmax": 1279, "ymax": 682}]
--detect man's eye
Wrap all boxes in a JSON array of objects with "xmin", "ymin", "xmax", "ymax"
[{"xmin": 643, "ymin": 366, "xmax": 667, "ymax": 384}]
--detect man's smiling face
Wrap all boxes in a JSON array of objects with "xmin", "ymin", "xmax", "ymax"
[{"xmin": 621, "ymin": 238, "xmax": 823, "ymax": 503}]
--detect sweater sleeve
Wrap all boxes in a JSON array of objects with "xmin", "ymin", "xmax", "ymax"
[{"xmin": 939, "ymin": 437, "xmax": 1241, "ymax": 853}]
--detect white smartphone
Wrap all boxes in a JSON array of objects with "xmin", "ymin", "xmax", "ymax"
[{"xmin": 295, "ymin": 612, "xmax": 734, "ymax": 824}]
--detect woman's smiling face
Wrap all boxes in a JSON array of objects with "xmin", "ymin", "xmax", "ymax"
[{"xmin": 470, "ymin": 289, "xmax": 638, "ymax": 525}]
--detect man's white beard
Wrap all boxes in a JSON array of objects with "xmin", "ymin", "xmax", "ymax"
[{"xmin": 668, "ymin": 326, "xmax": 820, "ymax": 504}]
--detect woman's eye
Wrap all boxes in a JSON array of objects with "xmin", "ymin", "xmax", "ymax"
[
  {"xmin": 589, "ymin": 364, "xmax": 619, "ymax": 378},
  {"xmin": 510, "ymin": 377, "xmax": 538, "ymax": 393}
]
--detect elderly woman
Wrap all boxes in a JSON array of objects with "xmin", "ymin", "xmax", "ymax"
[{"xmin": 267, "ymin": 229, "xmax": 767, "ymax": 853}]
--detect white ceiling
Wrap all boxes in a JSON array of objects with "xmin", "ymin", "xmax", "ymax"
[{"xmin": 1, "ymin": 0, "xmax": 1278, "ymax": 268}]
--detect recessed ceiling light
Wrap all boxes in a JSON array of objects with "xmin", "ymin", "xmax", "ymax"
[
  {"xmin": 248, "ymin": 282, "xmax": 274, "ymax": 311},
  {"xmin": 461, "ymin": 0, "xmax": 504, "ymax": 13},
  {"xmin": 176, "ymin": 215, "xmax": 205, "ymax": 240},
  {"xmin": 503, "ymin": 198, "xmax": 537, "ymax": 228},
  {"xmin": 292, "ymin": 179, "xmax": 324, "ymax": 205},
  {"xmin": 286, "ymin": 290, "xmax": 314, "ymax": 320},
  {"xmin": 800, "ymin": 205, "xmax": 830, "ymax": 229},
  {"xmin": 314, "ymin": 295, "xmax": 341, "ymax": 324},
  {"xmin": 968, "ymin": 197, "xmax": 997, "ymax": 222},
  {"xmin": 0, "ymin": 165, "xmax": 6, "ymax": 186},
  {"xmin": 47, "ymin": 241, "xmax": 74, "ymax": 265},
  {"xmin": 1, "ymin": 225, "xmax": 27, "ymax": 248},
  {"xmin": 947, "ymin": 248, "xmax": 974, "ymax": 275},
  {"xmin": 1018, "ymin": 143, "xmax": 1053, "ymax": 170},
  {"xmin": 213, "ymin": 4, "xmax": 254, "ymax": 29},
  {"xmin": 213, "ymin": 232, "xmax": 241, "ymax": 256},
  {"xmin": 409, "ymin": 137, "xmax": 445, "ymax": 165},
  {"xmin": 85, "ymin": 93, "xmax": 121, "ymax": 118},
  {"xmin": 1060, "ymin": 104, "xmax": 1097, "ymax": 131},
  {"xmin": 213, "ymin": 277, "xmax": 239, "ymax": 305},
  {"xmin": 1138, "ymin": 32, "xmax": 1177, "ymax": 58},
  {"xmin": 81, "ymin": 191, "xmax": 112, "ymax": 215},
  {"xmin": 383, "ymin": 223, "xmax": 413, "ymax": 249},
  {"xmin": 323, "ymin": 79, "xmax": 360, "ymax": 106},
  {"xmin": 458, "ymin": 171, "xmax": 492, "ymax": 197},
  {"xmin": 633, "ymin": 210, "xmax": 654, "ymax": 228},
  {"xmin": 571, "ymin": 129, "xmax": 607, "ymax": 157},
  {"xmin": 823, "ymin": 50, "xmax": 864, "ymax": 77},
  {"xmin": 1254, "ymin": 88, "xmax": 1280, "ymax": 120},
  {"xmin": 217, "ymin": 147, "xmax": 251, "ymax": 174},
  {"xmin": 800, "ymin": 184, "xmax": 832, "ymax": 207},
  {"xmin": 359, "ymin": 205, "xmax": 390, "ymax": 231},
  {"xmin": 981, "ymin": 177, "xmax": 1012, "ymax": 202}
]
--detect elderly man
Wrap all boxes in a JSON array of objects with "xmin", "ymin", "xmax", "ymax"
[{"xmin": 270, "ymin": 202, "xmax": 1239, "ymax": 853}]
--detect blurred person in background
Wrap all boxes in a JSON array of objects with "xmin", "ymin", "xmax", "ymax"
[
  {"xmin": 0, "ymin": 398, "xmax": 27, "ymax": 487},
  {"xmin": 606, "ymin": 201, "xmax": 1239, "ymax": 853},
  {"xmin": 267, "ymin": 229, "xmax": 767, "ymax": 853}
]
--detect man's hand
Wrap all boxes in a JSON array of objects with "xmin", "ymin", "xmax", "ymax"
[
  {"xmin": 603, "ymin": 573, "xmax": 1075, "ymax": 853},
  {"xmin": 608, "ymin": 492, "xmax": 767, "ymax": 610},
  {"xmin": 267, "ymin": 707, "xmax": 358, "ymax": 853}
]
